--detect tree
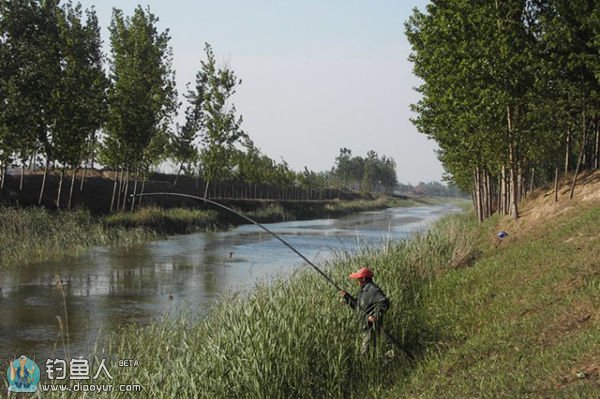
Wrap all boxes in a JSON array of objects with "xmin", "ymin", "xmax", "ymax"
[
  {"xmin": 405, "ymin": 1, "xmax": 599, "ymax": 221},
  {"xmin": 0, "ymin": 0, "xmax": 62, "ymax": 203},
  {"xmin": 197, "ymin": 43, "xmax": 246, "ymax": 198},
  {"xmin": 170, "ymin": 51, "xmax": 207, "ymax": 187},
  {"xmin": 53, "ymin": 2, "xmax": 107, "ymax": 209},
  {"xmin": 103, "ymin": 5, "xmax": 176, "ymax": 211}
]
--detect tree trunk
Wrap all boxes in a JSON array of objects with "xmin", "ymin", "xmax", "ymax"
[
  {"xmin": 68, "ymin": 169, "xmax": 77, "ymax": 210},
  {"xmin": 38, "ymin": 159, "xmax": 50, "ymax": 205},
  {"xmin": 554, "ymin": 166, "xmax": 559, "ymax": 203},
  {"xmin": 507, "ymin": 106, "xmax": 519, "ymax": 219},
  {"xmin": 139, "ymin": 176, "xmax": 146, "ymax": 206},
  {"xmin": 500, "ymin": 165, "xmax": 505, "ymax": 214},
  {"xmin": 564, "ymin": 129, "xmax": 571, "ymax": 173},
  {"xmin": 110, "ymin": 169, "xmax": 119, "ymax": 213},
  {"xmin": 0, "ymin": 162, "xmax": 5, "ymax": 191},
  {"xmin": 31, "ymin": 148, "xmax": 37, "ymax": 171},
  {"xmin": 529, "ymin": 167, "xmax": 535, "ymax": 196},
  {"xmin": 130, "ymin": 168, "xmax": 140, "ymax": 212},
  {"xmin": 20, "ymin": 164, "xmax": 25, "ymax": 191},
  {"xmin": 80, "ymin": 162, "xmax": 88, "ymax": 192},
  {"xmin": 173, "ymin": 163, "xmax": 183, "ymax": 187},
  {"xmin": 482, "ymin": 169, "xmax": 489, "ymax": 218},
  {"xmin": 594, "ymin": 118, "xmax": 600, "ymax": 169},
  {"xmin": 121, "ymin": 168, "xmax": 130, "ymax": 211},
  {"xmin": 518, "ymin": 164, "xmax": 525, "ymax": 203},
  {"xmin": 204, "ymin": 180, "xmax": 210, "ymax": 200},
  {"xmin": 116, "ymin": 168, "xmax": 123, "ymax": 211},
  {"xmin": 487, "ymin": 170, "xmax": 493, "ymax": 216},
  {"xmin": 497, "ymin": 175, "xmax": 502, "ymax": 214},
  {"xmin": 475, "ymin": 167, "xmax": 483, "ymax": 222},
  {"xmin": 56, "ymin": 168, "xmax": 65, "ymax": 209},
  {"xmin": 569, "ymin": 112, "xmax": 588, "ymax": 200}
]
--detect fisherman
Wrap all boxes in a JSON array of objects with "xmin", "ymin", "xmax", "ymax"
[{"xmin": 340, "ymin": 267, "xmax": 390, "ymax": 355}]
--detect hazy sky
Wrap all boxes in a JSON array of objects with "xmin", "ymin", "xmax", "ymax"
[{"xmin": 76, "ymin": 0, "xmax": 441, "ymax": 184}]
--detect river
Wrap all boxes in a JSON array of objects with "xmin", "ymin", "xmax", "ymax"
[{"xmin": 0, "ymin": 204, "xmax": 459, "ymax": 361}]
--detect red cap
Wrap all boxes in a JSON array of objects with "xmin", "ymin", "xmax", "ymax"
[{"xmin": 349, "ymin": 267, "xmax": 374, "ymax": 279}]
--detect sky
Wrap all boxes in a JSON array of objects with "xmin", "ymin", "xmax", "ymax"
[{"xmin": 76, "ymin": 0, "xmax": 441, "ymax": 184}]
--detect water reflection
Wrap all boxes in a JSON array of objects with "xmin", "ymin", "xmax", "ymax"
[{"xmin": 0, "ymin": 205, "xmax": 458, "ymax": 360}]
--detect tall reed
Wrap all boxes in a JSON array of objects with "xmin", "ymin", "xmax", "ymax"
[{"xmin": 0, "ymin": 207, "xmax": 153, "ymax": 267}]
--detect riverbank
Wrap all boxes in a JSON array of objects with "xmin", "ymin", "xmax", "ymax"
[
  {"xmin": 40, "ymin": 171, "xmax": 600, "ymax": 398},
  {"xmin": 0, "ymin": 196, "xmax": 449, "ymax": 268}
]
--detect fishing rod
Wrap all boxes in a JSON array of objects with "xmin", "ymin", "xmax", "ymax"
[{"xmin": 131, "ymin": 192, "xmax": 414, "ymax": 361}]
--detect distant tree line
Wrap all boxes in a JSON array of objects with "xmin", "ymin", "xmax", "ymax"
[
  {"xmin": 396, "ymin": 181, "xmax": 465, "ymax": 198},
  {"xmin": 330, "ymin": 148, "xmax": 398, "ymax": 193},
  {"xmin": 406, "ymin": 1, "xmax": 599, "ymax": 221}
]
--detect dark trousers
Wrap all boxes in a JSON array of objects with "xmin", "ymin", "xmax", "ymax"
[{"xmin": 361, "ymin": 324, "xmax": 382, "ymax": 355}]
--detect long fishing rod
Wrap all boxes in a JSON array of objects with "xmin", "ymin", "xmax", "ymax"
[{"xmin": 131, "ymin": 192, "xmax": 414, "ymax": 361}]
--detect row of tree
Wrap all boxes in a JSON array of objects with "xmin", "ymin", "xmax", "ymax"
[
  {"xmin": 406, "ymin": 0, "xmax": 599, "ymax": 221},
  {"xmin": 0, "ymin": 0, "xmax": 106, "ymax": 209},
  {"xmin": 0, "ymin": 1, "xmax": 402, "ymax": 211}
]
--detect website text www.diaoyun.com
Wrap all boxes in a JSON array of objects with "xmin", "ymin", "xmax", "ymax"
[{"xmin": 39, "ymin": 382, "xmax": 144, "ymax": 393}]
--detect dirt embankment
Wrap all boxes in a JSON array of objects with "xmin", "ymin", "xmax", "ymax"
[{"xmin": 494, "ymin": 170, "xmax": 600, "ymax": 241}]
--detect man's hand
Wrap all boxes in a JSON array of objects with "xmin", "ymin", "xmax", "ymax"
[{"xmin": 367, "ymin": 315, "xmax": 375, "ymax": 324}]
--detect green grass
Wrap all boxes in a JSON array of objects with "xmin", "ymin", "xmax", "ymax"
[
  {"xmin": 244, "ymin": 203, "xmax": 293, "ymax": 222},
  {"xmin": 382, "ymin": 204, "xmax": 600, "ymax": 398},
  {"xmin": 104, "ymin": 206, "xmax": 218, "ymax": 233},
  {"xmin": 0, "ymin": 207, "xmax": 154, "ymax": 267}
]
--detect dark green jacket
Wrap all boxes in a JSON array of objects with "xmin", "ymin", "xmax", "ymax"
[{"xmin": 343, "ymin": 281, "xmax": 390, "ymax": 329}]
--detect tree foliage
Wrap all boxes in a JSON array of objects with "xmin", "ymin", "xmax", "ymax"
[
  {"xmin": 102, "ymin": 5, "xmax": 176, "ymax": 171},
  {"xmin": 406, "ymin": 0, "xmax": 599, "ymax": 220},
  {"xmin": 332, "ymin": 148, "xmax": 397, "ymax": 193}
]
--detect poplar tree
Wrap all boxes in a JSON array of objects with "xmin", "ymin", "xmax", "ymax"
[
  {"xmin": 0, "ymin": 0, "xmax": 61, "ymax": 202},
  {"xmin": 406, "ymin": 1, "xmax": 598, "ymax": 221},
  {"xmin": 196, "ymin": 43, "xmax": 246, "ymax": 198},
  {"xmin": 104, "ymin": 6, "xmax": 176, "ymax": 211},
  {"xmin": 53, "ymin": 2, "xmax": 106, "ymax": 208}
]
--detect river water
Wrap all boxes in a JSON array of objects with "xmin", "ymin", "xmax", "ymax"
[{"xmin": 0, "ymin": 204, "xmax": 458, "ymax": 361}]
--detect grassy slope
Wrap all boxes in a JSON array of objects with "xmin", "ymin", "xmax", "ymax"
[{"xmin": 384, "ymin": 175, "xmax": 600, "ymax": 398}]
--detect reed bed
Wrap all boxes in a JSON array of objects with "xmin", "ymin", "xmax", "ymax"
[
  {"xmin": 104, "ymin": 206, "xmax": 218, "ymax": 233},
  {"xmin": 244, "ymin": 203, "xmax": 293, "ymax": 222},
  {"xmin": 78, "ymin": 212, "xmax": 477, "ymax": 399},
  {"xmin": 0, "ymin": 207, "xmax": 153, "ymax": 267}
]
